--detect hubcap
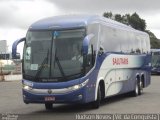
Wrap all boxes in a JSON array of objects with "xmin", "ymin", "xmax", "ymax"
[
  {"xmin": 136, "ymin": 83, "xmax": 138, "ymax": 94},
  {"xmin": 140, "ymin": 81, "xmax": 143, "ymax": 92}
]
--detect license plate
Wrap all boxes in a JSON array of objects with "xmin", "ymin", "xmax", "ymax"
[{"xmin": 45, "ymin": 96, "xmax": 55, "ymax": 101}]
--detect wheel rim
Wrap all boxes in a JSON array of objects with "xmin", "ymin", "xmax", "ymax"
[
  {"xmin": 140, "ymin": 81, "xmax": 143, "ymax": 92},
  {"xmin": 135, "ymin": 83, "xmax": 138, "ymax": 95}
]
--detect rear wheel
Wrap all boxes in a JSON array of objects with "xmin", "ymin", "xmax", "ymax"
[
  {"xmin": 138, "ymin": 80, "xmax": 143, "ymax": 95},
  {"xmin": 92, "ymin": 85, "xmax": 101, "ymax": 109},
  {"xmin": 45, "ymin": 103, "xmax": 53, "ymax": 110},
  {"xmin": 132, "ymin": 79, "xmax": 142, "ymax": 97}
]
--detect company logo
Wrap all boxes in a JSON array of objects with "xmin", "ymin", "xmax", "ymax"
[
  {"xmin": 112, "ymin": 58, "xmax": 128, "ymax": 65},
  {"xmin": 48, "ymin": 89, "xmax": 52, "ymax": 94}
]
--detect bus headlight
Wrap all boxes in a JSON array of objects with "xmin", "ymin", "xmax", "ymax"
[
  {"xmin": 23, "ymin": 84, "xmax": 32, "ymax": 91},
  {"xmin": 69, "ymin": 79, "xmax": 89, "ymax": 91}
]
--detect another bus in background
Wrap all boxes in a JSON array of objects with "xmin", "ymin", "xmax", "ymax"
[{"xmin": 151, "ymin": 49, "xmax": 160, "ymax": 74}]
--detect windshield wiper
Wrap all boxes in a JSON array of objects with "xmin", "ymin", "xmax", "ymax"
[
  {"xmin": 54, "ymin": 48, "xmax": 67, "ymax": 80},
  {"xmin": 34, "ymin": 49, "xmax": 49, "ymax": 80}
]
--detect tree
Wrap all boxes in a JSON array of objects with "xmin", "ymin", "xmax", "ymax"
[
  {"xmin": 103, "ymin": 12, "xmax": 146, "ymax": 31},
  {"xmin": 103, "ymin": 12, "xmax": 113, "ymax": 19},
  {"xmin": 115, "ymin": 14, "xmax": 123, "ymax": 23},
  {"xmin": 145, "ymin": 30, "xmax": 160, "ymax": 48},
  {"xmin": 128, "ymin": 12, "xmax": 146, "ymax": 31},
  {"xmin": 122, "ymin": 14, "xmax": 130, "ymax": 25}
]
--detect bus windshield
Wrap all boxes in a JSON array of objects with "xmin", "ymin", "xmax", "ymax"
[
  {"xmin": 151, "ymin": 52, "xmax": 160, "ymax": 67},
  {"xmin": 23, "ymin": 29, "xmax": 85, "ymax": 82}
]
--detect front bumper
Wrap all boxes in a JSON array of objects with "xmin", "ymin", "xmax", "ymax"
[{"xmin": 23, "ymin": 87, "xmax": 87, "ymax": 104}]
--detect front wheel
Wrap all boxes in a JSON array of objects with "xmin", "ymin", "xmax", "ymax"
[
  {"xmin": 91, "ymin": 85, "xmax": 101, "ymax": 109},
  {"xmin": 45, "ymin": 103, "xmax": 53, "ymax": 110}
]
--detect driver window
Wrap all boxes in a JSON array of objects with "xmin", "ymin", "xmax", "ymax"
[
  {"xmin": 86, "ymin": 45, "xmax": 92, "ymax": 66},
  {"xmin": 86, "ymin": 44, "xmax": 95, "ymax": 67}
]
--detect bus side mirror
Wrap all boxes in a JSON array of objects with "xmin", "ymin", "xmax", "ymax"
[{"xmin": 12, "ymin": 37, "xmax": 26, "ymax": 59}]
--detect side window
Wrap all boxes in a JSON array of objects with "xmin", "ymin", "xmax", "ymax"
[
  {"xmin": 120, "ymin": 30, "xmax": 129, "ymax": 53},
  {"xmin": 141, "ymin": 37, "xmax": 147, "ymax": 53},
  {"xmin": 100, "ymin": 25, "xmax": 121, "ymax": 52},
  {"xmin": 135, "ymin": 35, "xmax": 141, "ymax": 54},
  {"xmin": 86, "ymin": 42, "xmax": 96, "ymax": 67},
  {"xmin": 85, "ymin": 43, "xmax": 96, "ymax": 73},
  {"xmin": 128, "ymin": 32, "xmax": 133, "ymax": 53},
  {"xmin": 130, "ymin": 33, "xmax": 136, "ymax": 53},
  {"xmin": 86, "ymin": 45, "xmax": 92, "ymax": 66},
  {"xmin": 146, "ymin": 35, "xmax": 150, "ymax": 53}
]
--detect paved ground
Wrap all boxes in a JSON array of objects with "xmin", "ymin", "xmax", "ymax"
[{"xmin": 0, "ymin": 76, "xmax": 160, "ymax": 120}]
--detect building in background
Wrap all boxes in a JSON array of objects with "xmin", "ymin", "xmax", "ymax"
[
  {"xmin": 0, "ymin": 40, "xmax": 21, "ymax": 78},
  {"xmin": 0, "ymin": 40, "xmax": 8, "ymax": 53}
]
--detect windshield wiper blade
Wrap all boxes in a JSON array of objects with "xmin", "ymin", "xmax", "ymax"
[
  {"xmin": 34, "ymin": 50, "xmax": 49, "ymax": 80},
  {"xmin": 54, "ymin": 49, "xmax": 67, "ymax": 80}
]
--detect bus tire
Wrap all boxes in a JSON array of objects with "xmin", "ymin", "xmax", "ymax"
[
  {"xmin": 92, "ymin": 85, "xmax": 101, "ymax": 109},
  {"xmin": 138, "ymin": 80, "xmax": 143, "ymax": 95},
  {"xmin": 45, "ymin": 103, "xmax": 53, "ymax": 110},
  {"xmin": 132, "ymin": 80, "xmax": 139, "ymax": 97}
]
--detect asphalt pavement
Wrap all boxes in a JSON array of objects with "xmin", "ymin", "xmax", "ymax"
[{"xmin": 0, "ymin": 76, "xmax": 160, "ymax": 120}]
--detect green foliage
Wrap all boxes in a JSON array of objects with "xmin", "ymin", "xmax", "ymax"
[
  {"xmin": 115, "ymin": 14, "xmax": 122, "ymax": 22},
  {"xmin": 103, "ymin": 11, "xmax": 113, "ymax": 19},
  {"xmin": 103, "ymin": 12, "xmax": 160, "ymax": 48},
  {"xmin": 145, "ymin": 30, "xmax": 160, "ymax": 49},
  {"xmin": 128, "ymin": 13, "xmax": 146, "ymax": 31}
]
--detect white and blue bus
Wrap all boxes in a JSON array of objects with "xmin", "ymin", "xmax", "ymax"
[
  {"xmin": 12, "ymin": 15, "xmax": 151, "ymax": 109},
  {"xmin": 151, "ymin": 49, "xmax": 160, "ymax": 74}
]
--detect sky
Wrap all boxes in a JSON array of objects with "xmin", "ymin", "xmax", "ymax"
[{"xmin": 0, "ymin": 0, "xmax": 160, "ymax": 54}]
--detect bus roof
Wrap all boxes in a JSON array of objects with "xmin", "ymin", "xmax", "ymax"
[
  {"xmin": 29, "ymin": 15, "xmax": 147, "ymax": 35},
  {"xmin": 30, "ymin": 15, "xmax": 98, "ymax": 30}
]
